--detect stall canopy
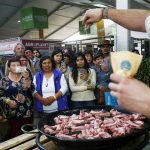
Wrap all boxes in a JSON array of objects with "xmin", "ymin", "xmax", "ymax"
[{"xmin": 0, "ymin": 0, "xmax": 150, "ymax": 41}]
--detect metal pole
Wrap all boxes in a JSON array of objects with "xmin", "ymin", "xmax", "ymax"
[{"xmin": 116, "ymin": 0, "xmax": 131, "ymax": 51}]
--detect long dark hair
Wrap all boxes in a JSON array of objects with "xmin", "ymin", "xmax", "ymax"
[
  {"xmin": 51, "ymin": 49, "xmax": 64, "ymax": 66},
  {"xmin": 72, "ymin": 52, "xmax": 89, "ymax": 84},
  {"xmin": 33, "ymin": 49, "xmax": 42, "ymax": 58}
]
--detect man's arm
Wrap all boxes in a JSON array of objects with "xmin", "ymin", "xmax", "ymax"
[
  {"xmin": 83, "ymin": 8, "xmax": 150, "ymax": 32},
  {"xmin": 108, "ymin": 9, "xmax": 149, "ymax": 32}
]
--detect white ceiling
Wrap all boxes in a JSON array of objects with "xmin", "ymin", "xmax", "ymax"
[{"xmin": 0, "ymin": 0, "xmax": 149, "ymax": 41}]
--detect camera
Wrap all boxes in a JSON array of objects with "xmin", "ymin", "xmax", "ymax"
[
  {"xmin": 79, "ymin": 69, "xmax": 87, "ymax": 75},
  {"xmin": 16, "ymin": 66, "xmax": 26, "ymax": 73},
  {"xmin": 61, "ymin": 62, "xmax": 66, "ymax": 68}
]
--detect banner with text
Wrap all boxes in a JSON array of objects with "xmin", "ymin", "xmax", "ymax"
[{"xmin": 21, "ymin": 7, "xmax": 48, "ymax": 30}]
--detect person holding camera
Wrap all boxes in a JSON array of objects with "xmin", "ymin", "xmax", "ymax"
[
  {"xmin": 0, "ymin": 57, "xmax": 34, "ymax": 138},
  {"xmin": 69, "ymin": 52, "xmax": 96, "ymax": 108}
]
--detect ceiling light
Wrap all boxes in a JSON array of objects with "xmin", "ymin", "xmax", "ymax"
[{"xmin": 93, "ymin": 4, "xmax": 107, "ymax": 7}]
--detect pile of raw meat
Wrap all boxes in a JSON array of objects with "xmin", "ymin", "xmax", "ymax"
[{"xmin": 43, "ymin": 109, "xmax": 145, "ymax": 140}]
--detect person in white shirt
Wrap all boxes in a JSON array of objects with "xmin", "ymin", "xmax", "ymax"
[
  {"xmin": 69, "ymin": 52, "xmax": 96, "ymax": 108},
  {"xmin": 33, "ymin": 56, "xmax": 68, "ymax": 116},
  {"xmin": 83, "ymin": 8, "xmax": 150, "ymax": 117}
]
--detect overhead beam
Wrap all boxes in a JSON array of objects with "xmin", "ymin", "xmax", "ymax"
[
  {"xmin": 44, "ymin": 10, "xmax": 85, "ymax": 39},
  {"xmin": 90, "ymin": 0, "xmax": 115, "ymax": 8},
  {"xmin": 20, "ymin": 2, "xmax": 64, "ymax": 37},
  {"xmin": 132, "ymin": 0, "xmax": 150, "ymax": 9},
  {"xmin": 62, "ymin": 36, "xmax": 114, "ymax": 43},
  {"xmin": 0, "ymin": 2, "xmax": 18, "ymax": 7},
  {"xmin": 0, "ymin": 0, "xmax": 28, "ymax": 28},
  {"xmin": 53, "ymin": 0, "xmax": 100, "ymax": 8}
]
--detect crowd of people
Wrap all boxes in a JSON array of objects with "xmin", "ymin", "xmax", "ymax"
[
  {"xmin": 0, "ymin": 40, "xmax": 113, "ymax": 141},
  {"xmin": 0, "ymin": 6, "xmax": 150, "ymax": 144}
]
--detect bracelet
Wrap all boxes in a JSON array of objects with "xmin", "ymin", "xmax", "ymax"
[
  {"xmin": 5, "ymin": 98, "xmax": 10, "ymax": 104},
  {"xmin": 53, "ymin": 95, "xmax": 57, "ymax": 101},
  {"xmin": 102, "ymin": 7, "xmax": 109, "ymax": 19}
]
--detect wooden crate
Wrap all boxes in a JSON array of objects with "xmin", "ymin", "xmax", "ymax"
[{"xmin": 0, "ymin": 132, "xmax": 58, "ymax": 150}]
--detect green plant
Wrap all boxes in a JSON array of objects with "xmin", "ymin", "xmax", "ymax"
[{"xmin": 135, "ymin": 58, "xmax": 150, "ymax": 87}]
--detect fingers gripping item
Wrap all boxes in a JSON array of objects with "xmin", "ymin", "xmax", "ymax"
[
  {"xmin": 111, "ymin": 51, "xmax": 143, "ymax": 78},
  {"xmin": 16, "ymin": 66, "xmax": 27, "ymax": 73},
  {"xmin": 79, "ymin": 68, "xmax": 88, "ymax": 75}
]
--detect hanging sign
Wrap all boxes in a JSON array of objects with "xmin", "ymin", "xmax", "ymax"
[
  {"xmin": 20, "ymin": 7, "xmax": 48, "ymax": 30},
  {"xmin": 79, "ymin": 21, "xmax": 90, "ymax": 35}
]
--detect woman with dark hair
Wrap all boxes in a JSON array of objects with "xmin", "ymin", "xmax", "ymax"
[
  {"xmin": 69, "ymin": 52, "xmax": 96, "ymax": 108},
  {"xmin": 33, "ymin": 56, "xmax": 68, "ymax": 122},
  {"xmin": 33, "ymin": 49, "xmax": 42, "ymax": 58},
  {"xmin": 61, "ymin": 53, "xmax": 73, "ymax": 81},
  {"xmin": 84, "ymin": 49, "xmax": 94, "ymax": 68},
  {"xmin": 0, "ymin": 57, "xmax": 34, "ymax": 138},
  {"xmin": 51, "ymin": 49, "xmax": 63, "ymax": 70}
]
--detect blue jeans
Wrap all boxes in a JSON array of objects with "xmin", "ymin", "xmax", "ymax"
[{"xmin": 71, "ymin": 100, "xmax": 95, "ymax": 108}]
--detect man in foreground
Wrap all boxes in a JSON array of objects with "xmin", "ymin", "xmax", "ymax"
[{"xmin": 83, "ymin": 8, "xmax": 150, "ymax": 117}]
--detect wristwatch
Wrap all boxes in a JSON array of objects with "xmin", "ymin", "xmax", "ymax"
[{"xmin": 102, "ymin": 7, "xmax": 109, "ymax": 19}]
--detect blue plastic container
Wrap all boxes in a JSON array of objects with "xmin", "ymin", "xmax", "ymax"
[{"xmin": 104, "ymin": 92, "xmax": 118, "ymax": 106}]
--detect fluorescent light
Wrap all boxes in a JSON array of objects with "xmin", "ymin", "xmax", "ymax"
[{"xmin": 94, "ymin": 4, "xmax": 107, "ymax": 7}]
